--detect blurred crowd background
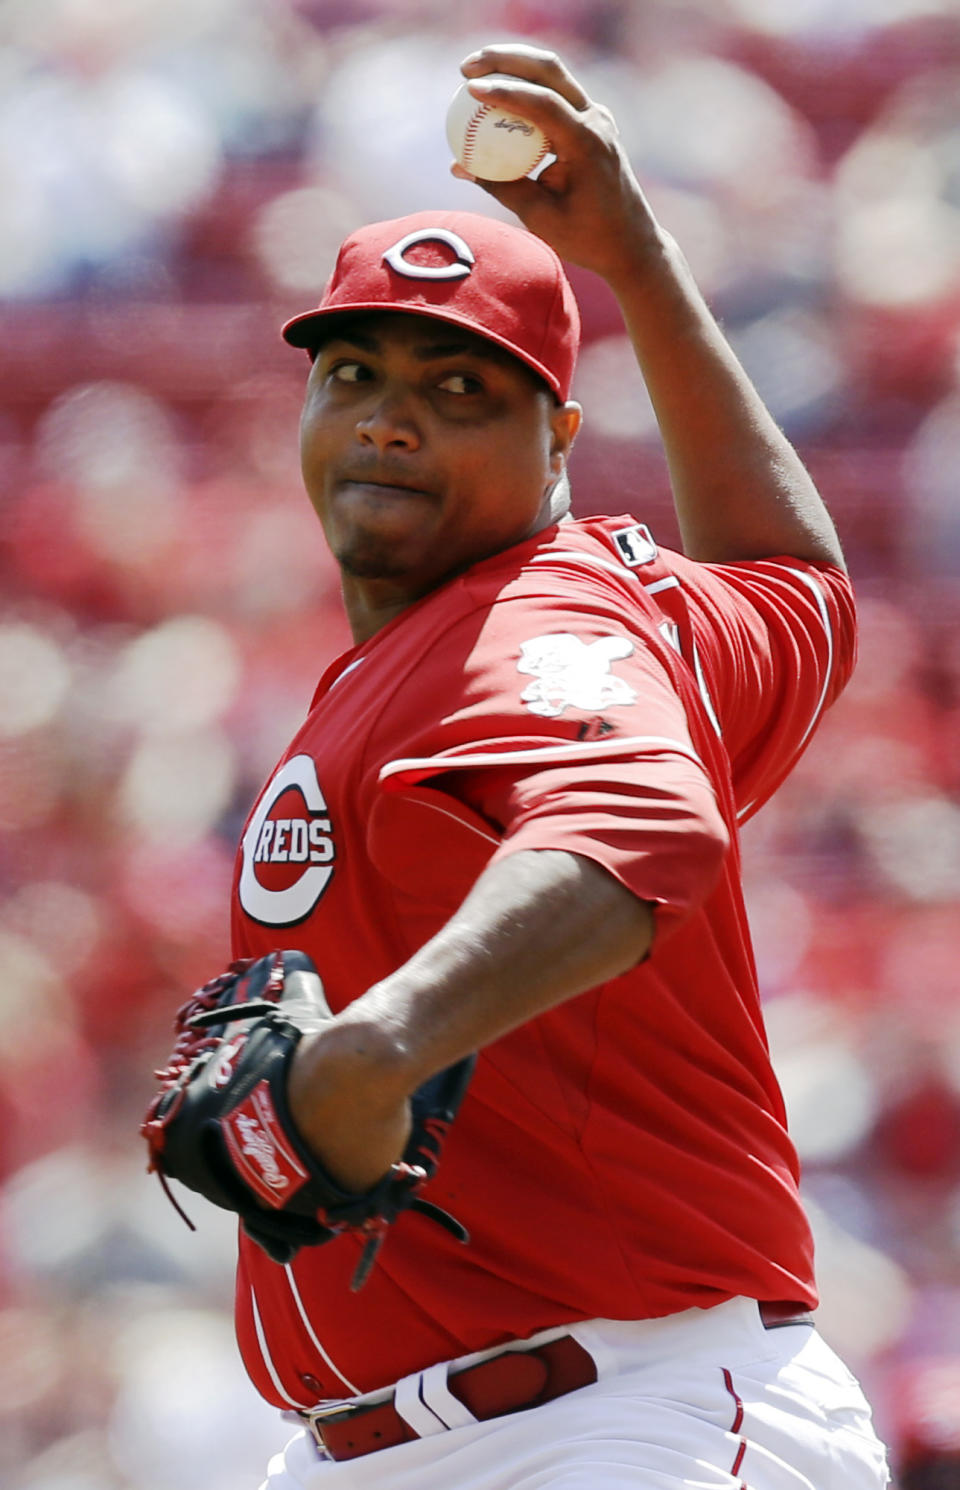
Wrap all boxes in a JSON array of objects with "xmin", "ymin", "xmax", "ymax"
[{"xmin": 1, "ymin": 0, "xmax": 960, "ymax": 1486}]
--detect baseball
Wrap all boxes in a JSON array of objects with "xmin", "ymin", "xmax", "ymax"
[{"xmin": 446, "ymin": 74, "xmax": 552, "ymax": 181}]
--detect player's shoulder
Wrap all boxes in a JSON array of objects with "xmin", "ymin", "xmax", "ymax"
[
  {"xmin": 464, "ymin": 513, "xmax": 681, "ymax": 605},
  {"xmin": 442, "ymin": 513, "xmax": 698, "ymax": 658},
  {"xmin": 526, "ymin": 513, "xmax": 674, "ymax": 581},
  {"xmin": 393, "ymin": 515, "xmax": 692, "ymax": 669}
]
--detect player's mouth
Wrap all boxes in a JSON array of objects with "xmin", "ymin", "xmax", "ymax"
[{"xmin": 337, "ymin": 474, "xmax": 436, "ymax": 501}]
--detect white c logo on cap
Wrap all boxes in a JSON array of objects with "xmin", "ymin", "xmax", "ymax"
[{"xmin": 382, "ymin": 227, "xmax": 475, "ymax": 280}]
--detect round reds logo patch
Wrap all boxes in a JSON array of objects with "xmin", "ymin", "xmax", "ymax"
[{"xmin": 238, "ymin": 754, "xmax": 336, "ymax": 927}]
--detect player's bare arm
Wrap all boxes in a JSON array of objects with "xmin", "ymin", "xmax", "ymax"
[
  {"xmin": 455, "ymin": 44, "xmax": 846, "ymax": 572},
  {"xmin": 286, "ymin": 849, "xmax": 657, "ymax": 1191}
]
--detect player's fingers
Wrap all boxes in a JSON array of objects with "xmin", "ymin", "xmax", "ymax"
[
  {"xmin": 464, "ymin": 76, "xmax": 598, "ymax": 156},
  {"xmin": 460, "ymin": 42, "xmax": 592, "ymax": 113}
]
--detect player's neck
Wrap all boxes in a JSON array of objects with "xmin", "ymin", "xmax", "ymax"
[
  {"xmin": 339, "ymin": 501, "xmax": 575, "ymax": 643},
  {"xmin": 340, "ymin": 576, "xmax": 416, "ymax": 645}
]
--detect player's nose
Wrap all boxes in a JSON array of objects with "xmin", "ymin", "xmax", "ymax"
[{"xmin": 354, "ymin": 386, "xmax": 421, "ymax": 452}]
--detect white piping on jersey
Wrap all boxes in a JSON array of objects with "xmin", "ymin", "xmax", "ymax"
[
  {"xmin": 691, "ymin": 640, "xmax": 722, "ymax": 738},
  {"xmin": 379, "ymin": 734, "xmax": 705, "ymax": 784},
  {"xmin": 407, "ymin": 794, "xmax": 501, "ymax": 845},
  {"xmin": 249, "ymin": 1282, "xmax": 310, "ymax": 1408},
  {"xmin": 530, "ymin": 545, "xmax": 682, "ymax": 600},
  {"xmin": 329, "ymin": 656, "xmax": 367, "ymax": 689},
  {"xmin": 284, "ymin": 1264, "xmax": 362, "ymax": 1396},
  {"xmin": 530, "ymin": 548, "xmax": 684, "ymax": 604},
  {"xmin": 528, "ymin": 548, "xmax": 636, "ymax": 580},
  {"xmin": 737, "ymin": 567, "xmax": 834, "ymax": 823},
  {"xmin": 785, "ymin": 567, "xmax": 834, "ymax": 754},
  {"xmin": 643, "ymin": 576, "xmax": 681, "ymax": 596}
]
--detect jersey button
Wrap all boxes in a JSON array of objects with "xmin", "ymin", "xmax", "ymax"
[{"xmin": 301, "ymin": 1374, "xmax": 323, "ymax": 1397}]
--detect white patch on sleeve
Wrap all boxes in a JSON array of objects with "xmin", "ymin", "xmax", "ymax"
[{"xmin": 517, "ymin": 633, "xmax": 638, "ymax": 719}]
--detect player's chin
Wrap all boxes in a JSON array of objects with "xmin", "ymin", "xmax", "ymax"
[
  {"xmin": 330, "ymin": 505, "xmax": 444, "ymax": 582},
  {"xmin": 337, "ymin": 548, "xmax": 412, "ymax": 581},
  {"xmin": 334, "ymin": 529, "xmax": 430, "ymax": 582}
]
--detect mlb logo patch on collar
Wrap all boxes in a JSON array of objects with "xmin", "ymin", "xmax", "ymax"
[{"xmin": 610, "ymin": 524, "xmax": 657, "ymax": 567}]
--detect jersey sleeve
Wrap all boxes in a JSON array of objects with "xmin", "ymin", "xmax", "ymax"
[
  {"xmin": 367, "ymin": 587, "xmax": 730, "ymax": 935},
  {"xmin": 668, "ymin": 557, "xmax": 857, "ymax": 822}
]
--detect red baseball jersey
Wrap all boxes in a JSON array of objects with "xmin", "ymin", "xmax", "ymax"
[{"xmin": 229, "ymin": 514, "xmax": 856, "ymax": 1408}]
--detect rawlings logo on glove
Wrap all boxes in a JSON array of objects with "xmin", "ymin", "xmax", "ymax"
[
  {"xmin": 141, "ymin": 950, "xmax": 473, "ymax": 1289},
  {"xmin": 222, "ymin": 1082, "xmax": 310, "ymax": 1201}
]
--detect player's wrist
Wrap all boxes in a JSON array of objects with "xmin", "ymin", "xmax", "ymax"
[
  {"xmin": 289, "ymin": 1017, "xmax": 414, "ymax": 1118},
  {"xmin": 283, "ymin": 1024, "xmax": 412, "ymax": 1190},
  {"xmin": 598, "ymin": 214, "xmax": 680, "ymax": 295}
]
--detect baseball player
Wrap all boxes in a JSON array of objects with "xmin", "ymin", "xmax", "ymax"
[{"xmin": 145, "ymin": 43, "xmax": 891, "ymax": 1490}]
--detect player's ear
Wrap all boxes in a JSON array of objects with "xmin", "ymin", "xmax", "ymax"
[{"xmin": 548, "ymin": 400, "xmax": 582, "ymax": 475}]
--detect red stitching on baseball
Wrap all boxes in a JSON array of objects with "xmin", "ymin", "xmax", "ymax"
[
  {"xmin": 462, "ymin": 102, "xmax": 493, "ymax": 173},
  {"xmin": 529, "ymin": 136, "xmax": 550, "ymax": 171},
  {"xmin": 462, "ymin": 101, "xmax": 547, "ymax": 175}
]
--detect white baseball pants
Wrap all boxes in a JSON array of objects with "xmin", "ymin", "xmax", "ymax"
[{"xmin": 258, "ymin": 1296, "xmax": 891, "ymax": 1490}]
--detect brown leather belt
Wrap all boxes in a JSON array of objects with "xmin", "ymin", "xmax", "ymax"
[
  {"xmin": 759, "ymin": 1299, "xmax": 815, "ymax": 1330},
  {"xmin": 302, "ymin": 1302, "xmax": 814, "ymax": 1462}
]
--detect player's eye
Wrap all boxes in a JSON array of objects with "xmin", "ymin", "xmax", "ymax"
[
  {"xmin": 438, "ymin": 372, "xmax": 483, "ymax": 395},
  {"xmin": 329, "ymin": 360, "xmax": 369, "ymax": 383}
]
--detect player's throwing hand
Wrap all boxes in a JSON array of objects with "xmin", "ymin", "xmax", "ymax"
[{"xmin": 451, "ymin": 43, "xmax": 657, "ymax": 280}]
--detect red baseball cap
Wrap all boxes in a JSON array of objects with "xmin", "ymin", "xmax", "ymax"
[{"xmin": 280, "ymin": 210, "xmax": 580, "ymax": 402}]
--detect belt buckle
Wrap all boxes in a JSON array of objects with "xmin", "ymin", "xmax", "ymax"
[
  {"xmin": 307, "ymin": 1400, "xmax": 363, "ymax": 1424},
  {"xmin": 302, "ymin": 1392, "xmax": 391, "ymax": 1441},
  {"xmin": 302, "ymin": 1400, "xmax": 363, "ymax": 1456},
  {"xmin": 302, "ymin": 1391, "xmax": 399, "ymax": 1461}
]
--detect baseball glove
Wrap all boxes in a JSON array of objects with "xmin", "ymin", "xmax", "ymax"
[{"xmin": 141, "ymin": 950, "xmax": 473, "ymax": 1289}]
